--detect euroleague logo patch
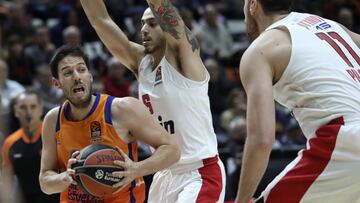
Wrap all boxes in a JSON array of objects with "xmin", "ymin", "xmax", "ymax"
[
  {"xmin": 154, "ymin": 66, "xmax": 162, "ymax": 86},
  {"xmin": 95, "ymin": 169, "xmax": 104, "ymax": 180},
  {"xmin": 90, "ymin": 121, "xmax": 103, "ymax": 142}
]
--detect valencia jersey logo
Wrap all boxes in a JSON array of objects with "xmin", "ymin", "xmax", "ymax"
[{"xmin": 90, "ymin": 121, "xmax": 103, "ymax": 142}]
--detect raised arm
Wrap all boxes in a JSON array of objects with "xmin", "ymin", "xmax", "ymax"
[
  {"xmin": 146, "ymin": 0, "xmax": 206, "ymax": 81},
  {"xmin": 39, "ymin": 108, "xmax": 76, "ymax": 194},
  {"xmin": 80, "ymin": 0, "xmax": 144, "ymax": 74},
  {"xmin": 112, "ymin": 97, "xmax": 180, "ymax": 179}
]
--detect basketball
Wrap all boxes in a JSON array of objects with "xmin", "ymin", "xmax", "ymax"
[{"xmin": 71, "ymin": 144, "xmax": 124, "ymax": 197}]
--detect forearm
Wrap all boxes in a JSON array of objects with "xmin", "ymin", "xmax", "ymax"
[
  {"xmin": 39, "ymin": 170, "xmax": 71, "ymax": 194},
  {"xmin": 236, "ymin": 139, "xmax": 273, "ymax": 203},
  {"xmin": 135, "ymin": 144, "xmax": 180, "ymax": 177}
]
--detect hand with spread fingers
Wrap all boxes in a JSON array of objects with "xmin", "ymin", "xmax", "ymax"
[{"xmin": 111, "ymin": 147, "xmax": 140, "ymax": 193}]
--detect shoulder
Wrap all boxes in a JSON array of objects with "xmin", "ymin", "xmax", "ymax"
[
  {"xmin": 2, "ymin": 129, "xmax": 22, "ymax": 152},
  {"xmin": 241, "ymin": 28, "xmax": 291, "ymax": 79},
  {"xmin": 6, "ymin": 80, "xmax": 25, "ymax": 91},
  {"xmin": 2, "ymin": 129, "xmax": 23, "ymax": 158},
  {"xmin": 44, "ymin": 106, "xmax": 61, "ymax": 121},
  {"xmin": 43, "ymin": 106, "xmax": 61, "ymax": 130},
  {"xmin": 111, "ymin": 97, "xmax": 143, "ymax": 117},
  {"xmin": 244, "ymin": 28, "xmax": 291, "ymax": 59}
]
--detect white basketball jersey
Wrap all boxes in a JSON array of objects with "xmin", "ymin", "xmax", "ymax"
[
  {"xmin": 267, "ymin": 12, "xmax": 360, "ymax": 138},
  {"xmin": 138, "ymin": 56, "xmax": 218, "ymax": 168}
]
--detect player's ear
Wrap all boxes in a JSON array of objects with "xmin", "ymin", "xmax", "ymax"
[
  {"xmin": 90, "ymin": 73, "xmax": 93, "ymax": 83},
  {"xmin": 249, "ymin": 0, "xmax": 258, "ymax": 15},
  {"xmin": 52, "ymin": 77, "xmax": 61, "ymax": 88}
]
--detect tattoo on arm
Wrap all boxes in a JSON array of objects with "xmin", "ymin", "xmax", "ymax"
[
  {"xmin": 185, "ymin": 27, "xmax": 200, "ymax": 52},
  {"xmin": 149, "ymin": 1, "xmax": 181, "ymax": 40}
]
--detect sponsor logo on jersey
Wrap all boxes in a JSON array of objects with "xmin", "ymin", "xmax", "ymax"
[
  {"xmin": 157, "ymin": 115, "xmax": 175, "ymax": 134},
  {"xmin": 90, "ymin": 121, "xmax": 103, "ymax": 142},
  {"xmin": 154, "ymin": 66, "xmax": 162, "ymax": 86}
]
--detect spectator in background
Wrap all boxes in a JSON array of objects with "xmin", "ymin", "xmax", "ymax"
[
  {"xmin": 27, "ymin": 0, "xmax": 60, "ymax": 22},
  {"xmin": 50, "ymin": 6, "xmax": 80, "ymax": 47},
  {"xmin": 220, "ymin": 88, "xmax": 246, "ymax": 132},
  {"xmin": 225, "ymin": 117, "xmax": 247, "ymax": 201},
  {"xmin": 205, "ymin": 57, "xmax": 234, "ymax": 131},
  {"xmin": 28, "ymin": 64, "xmax": 64, "ymax": 114},
  {"xmin": 24, "ymin": 26, "xmax": 55, "ymax": 69},
  {"xmin": 2, "ymin": 3, "xmax": 33, "ymax": 46},
  {"xmin": 196, "ymin": 4, "xmax": 241, "ymax": 65},
  {"xmin": 102, "ymin": 57, "xmax": 131, "ymax": 97},
  {"xmin": 6, "ymin": 34, "xmax": 33, "ymax": 86},
  {"xmin": 62, "ymin": 25, "xmax": 82, "ymax": 46},
  {"xmin": 1, "ymin": 91, "xmax": 59, "ymax": 203},
  {"xmin": 179, "ymin": 8, "xmax": 200, "ymax": 32},
  {"xmin": 0, "ymin": 59, "xmax": 25, "ymax": 136},
  {"xmin": 338, "ymin": 7, "xmax": 354, "ymax": 30}
]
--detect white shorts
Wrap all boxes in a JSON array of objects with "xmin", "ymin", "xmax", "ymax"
[
  {"xmin": 259, "ymin": 117, "xmax": 360, "ymax": 203},
  {"xmin": 148, "ymin": 156, "xmax": 226, "ymax": 203}
]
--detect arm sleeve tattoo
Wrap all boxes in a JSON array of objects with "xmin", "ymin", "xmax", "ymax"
[
  {"xmin": 149, "ymin": 0, "xmax": 181, "ymax": 40},
  {"xmin": 149, "ymin": 0, "xmax": 200, "ymax": 52}
]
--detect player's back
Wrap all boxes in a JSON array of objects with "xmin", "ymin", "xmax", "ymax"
[{"xmin": 268, "ymin": 12, "xmax": 360, "ymax": 138}]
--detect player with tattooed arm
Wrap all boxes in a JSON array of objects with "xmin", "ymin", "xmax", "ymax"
[{"xmin": 80, "ymin": 0, "xmax": 226, "ymax": 202}]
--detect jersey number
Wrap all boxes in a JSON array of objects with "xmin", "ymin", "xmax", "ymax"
[
  {"xmin": 142, "ymin": 94, "xmax": 154, "ymax": 114},
  {"xmin": 316, "ymin": 32, "xmax": 360, "ymax": 67}
]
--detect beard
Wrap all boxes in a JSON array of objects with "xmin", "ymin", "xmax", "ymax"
[
  {"xmin": 244, "ymin": 5, "xmax": 260, "ymax": 41},
  {"xmin": 144, "ymin": 46, "xmax": 152, "ymax": 54},
  {"xmin": 67, "ymin": 86, "xmax": 93, "ymax": 108},
  {"xmin": 144, "ymin": 43, "xmax": 159, "ymax": 54},
  {"xmin": 246, "ymin": 17, "xmax": 260, "ymax": 40}
]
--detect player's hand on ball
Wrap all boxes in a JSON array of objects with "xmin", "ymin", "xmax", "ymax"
[
  {"xmin": 64, "ymin": 150, "xmax": 80, "ymax": 185},
  {"xmin": 111, "ymin": 147, "xmax": 139, "ymax": 193}
]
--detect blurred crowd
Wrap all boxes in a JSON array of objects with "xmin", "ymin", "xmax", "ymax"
[{"xmin": 0, "ymin": 0, "xmax": 359, "ymax": 202}]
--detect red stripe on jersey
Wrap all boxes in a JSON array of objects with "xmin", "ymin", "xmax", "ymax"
[
  {"xmin": 266, "ymin": 117, "xmax": 344, "ymax": 203},
  {"xmin": 196, "ymin": 157, "xmax": 223, "ymax": 203}
]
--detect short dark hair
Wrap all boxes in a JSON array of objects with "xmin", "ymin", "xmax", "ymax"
[
  {"xmin": 259, "ymin": 0, "xmax": 293, "ymax": 15},
  {"xmin": 49, "ymin": 45, "xmax": 90, "ymax": 78}
]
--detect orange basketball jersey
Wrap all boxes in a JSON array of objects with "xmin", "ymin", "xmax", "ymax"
[{"xmin": 55, "ymin": 94, "xmax": 145, "ymax": 203}]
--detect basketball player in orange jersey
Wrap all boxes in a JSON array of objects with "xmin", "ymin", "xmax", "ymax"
[
  {"xmin": 80, "ymin": 0, "xmax": 226, "ymax": 202},
  {"xmin": 39, "ymin": 45, "xmax": 180, "ymax": 203},
  {"xmin": 236, "ymin": 0, "xmax": 360, "ymax": 203}
]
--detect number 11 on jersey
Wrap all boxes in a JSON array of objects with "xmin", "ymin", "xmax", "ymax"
[{"xmin": 316, "ymin": 31, "xmax": 360, "ymax": 67}]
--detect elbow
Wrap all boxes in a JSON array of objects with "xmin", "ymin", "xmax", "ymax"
[
  {"xmin": 39, "ymin": 173, "xmax": 53, "ymax": 195},
  {"xmin": 172, "ymin": 145, "xmax": 181, "ymax": 163},
  {"xmin": 247, "ymin": 135, "xmax": 275, "ymax": 152},
  {"xmin": 39, "ymin": 176, "xmax": 48, "ymax": 194}
]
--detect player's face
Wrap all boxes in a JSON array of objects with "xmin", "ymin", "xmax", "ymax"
[
  {"xmin": 141, "ymin": 15, "xmax": 166, "ymax": 54},
  {"xmin": 53, "ymin": 56, "xmax": 93, "ymax": 108},
  {"xmin": 243, "ymin": 0, "xmax": 260, "ymax": 40},
  {"xmin": 14, "ymin": 94, "xmax": 43, "ymax": 128}
]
